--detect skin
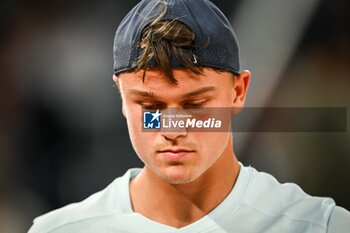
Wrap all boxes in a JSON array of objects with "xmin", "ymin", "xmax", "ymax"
[{"xmin": 113, "ymin": 68, "xmax": 250, "ymax": 228}]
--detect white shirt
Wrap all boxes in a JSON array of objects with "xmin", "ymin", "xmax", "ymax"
[{"xmin": 28, "ymin": 164, "xmax": 350, "ymax": 233}]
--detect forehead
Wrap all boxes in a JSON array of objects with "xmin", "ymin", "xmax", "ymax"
[{"xmin": 117, "ymin": 68, "xmax": 233, "ymax": 93}]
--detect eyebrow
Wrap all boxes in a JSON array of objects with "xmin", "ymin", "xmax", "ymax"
[
  {"xmin": 128, "ymin": 89, "xmax": 159, "ymax": 99},
  {"xmin": 128, "ymin": 86, "xmax": 215, "ymax": 100},
  {"xmin": 181, "ymin": 86, "xmax": 216, "ymax": 99}
]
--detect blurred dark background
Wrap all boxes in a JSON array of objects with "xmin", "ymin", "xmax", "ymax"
[{"xmin": 0, "ymin": 0, "xmax": 349, "ymax": 232}]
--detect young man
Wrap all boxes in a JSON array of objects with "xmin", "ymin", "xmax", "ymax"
[{"xmin": 28, "ymin": 0, "xmax": 350, "ymax": 232}]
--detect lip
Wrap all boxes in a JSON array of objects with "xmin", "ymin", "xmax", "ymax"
[{"xmin": 157, "ymin": 148, "xmax": 195, "ymax": 161}]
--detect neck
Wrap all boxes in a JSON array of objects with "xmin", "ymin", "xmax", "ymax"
[{"xmin": 129, "ymin": 137, "xmax": 240, "ymax": 228}]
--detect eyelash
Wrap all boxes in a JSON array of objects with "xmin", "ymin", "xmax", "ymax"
[
  {"xmin": 139, "ymin": 100, "xmax": 208, "ymax": 110},
  {"xmin": 183, "ymin": 101, "xmax": 207, "ymax": 109},
  {"xmin": 141, "ymin": 104, "xmax": 163, "ymax": 110}
]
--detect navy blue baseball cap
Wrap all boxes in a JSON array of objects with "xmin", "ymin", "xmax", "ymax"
[{"xmin": 113, "ymin": 0, "xmax": 240, "ymax": 75}]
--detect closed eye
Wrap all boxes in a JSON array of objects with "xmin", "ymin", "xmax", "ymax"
[
  {"xmin": 183, "ymin": 100, "xmax": 208, "ymax": 109},
  {"xmin": 139, "ymin": 102, "xmax": 165, "ymax": 110}
]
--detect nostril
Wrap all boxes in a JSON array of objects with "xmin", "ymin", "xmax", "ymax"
[{"xmin": 162, "ymin": 132, "xmax": 186, "ymax": 141}]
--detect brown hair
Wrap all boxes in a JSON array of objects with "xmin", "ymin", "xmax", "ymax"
[{"xmin": 134, "ymin": 2, "xmax": 202, "ymax": 84}]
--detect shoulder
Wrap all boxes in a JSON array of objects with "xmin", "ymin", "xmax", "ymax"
[
  {"xmin": 327, "ymin": 206, "xmax": 350, "ymax": 233},
  {"xmin": 28, "ymin": 176, "xmax": 122, "ymax": 233},
  {"xmin": 241, "ymin": 166, "xmax": 349, "ymax": 231}
]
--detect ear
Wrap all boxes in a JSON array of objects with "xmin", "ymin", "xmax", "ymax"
[
  {"xmin": 112, "ymin": 75, "xmax": 126, "ymax": 118},
  {"xmin": 112, "ymin": 75, "xmax": 121, "ymax": 92},
  {"xmin": 232, "ymin": 70, "xmax": 251, "ymax": 114}
]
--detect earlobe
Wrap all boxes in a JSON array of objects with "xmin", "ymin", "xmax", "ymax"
[{"xmin": 122, "ymin": 104, "xmax": 126, "ymax": 118}]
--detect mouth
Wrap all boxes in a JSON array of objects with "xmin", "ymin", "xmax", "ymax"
[{"xmin": 157, "ymin": 148, "xmax": 195, "ymax": 161}]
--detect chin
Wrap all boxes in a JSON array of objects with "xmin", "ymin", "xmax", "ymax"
[
  {"xmin": 159, "ymin": 165, "xmax": 201, "ymax": 185},
  {"xmin": 161, "ymin": 176, "xmax": 196, "ymax": 185}
]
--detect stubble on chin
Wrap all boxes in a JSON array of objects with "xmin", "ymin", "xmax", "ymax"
[{"xmin": 155, "ymin": 165, "xmax": 201, "ymax": 185}]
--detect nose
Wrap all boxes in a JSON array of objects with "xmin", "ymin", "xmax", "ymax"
[
  {"xmin": 161, "ymin": 128, "xmax": 187, "ymax": 141},
  {"xmin": 160, "ymin": 108, "xmax": 188, "ymax": 141}
]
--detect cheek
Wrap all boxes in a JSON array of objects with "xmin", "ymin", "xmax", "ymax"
[
  {"xmin": 124, "ymin": 105, "xmax": 145, "ymax": 152},
  {"xmin": 196, "ymin": 132, "xmax": 230, "ymax": 158},
  {"xmin": 123, "ymin": 104, "xmax": 157, "ymax": 161},
  {"xmin": 123, "ymin": 101, "xmax": 142, "ymax": 131}
]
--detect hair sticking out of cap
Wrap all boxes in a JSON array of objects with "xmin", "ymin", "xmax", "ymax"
[{"xmin": 134, "ymin": 2, "xmax": 202, "ymax": 84}]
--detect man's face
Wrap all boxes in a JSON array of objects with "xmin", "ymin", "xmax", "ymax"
[{"xmin": 115, "ymin": 68, "xmax": 246, "ymax": 184}]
